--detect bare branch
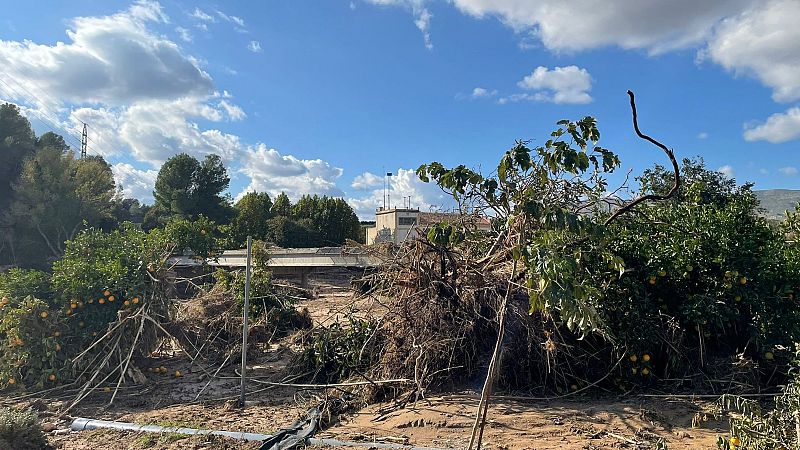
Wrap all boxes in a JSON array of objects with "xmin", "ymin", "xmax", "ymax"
[{"xmin": 603, "ymin": 90, "xmax": 681, "ymax": 225}]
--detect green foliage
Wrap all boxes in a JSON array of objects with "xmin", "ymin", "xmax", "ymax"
[
  {"xmin": 417, "ymin": 117, "xmax": 621, "ymax": 335},
  {"xmin": 0, "ymin": 297, "xmax": 64, "ymax": 390},
  {"xmin": 7, "ymin": 145, "xmax": 116, "ymax": 266},
  {"xmin": 292, "ymin": 195, "xmax": 361, "ymax": 245},
  {"xmin": 272, "ymin": 192, "xmax": 292, "ymax": 217},
  {"xmin": 293, "ymin": 315, "xmax": 379, "ymax": 382},
  {"xmin": 226, "ymin": 191, "xmax": 274, "ymax": 247},
  {"xmin": 426, "ymin": 222, "xmax": 465, "ymax": 247},
  {"xmin": 595, "ymin": 166, "xmax": 800, "ymax": 373},
  {"xmin": 0, "ymin": 103, "xmax": 36, "ymax": 217},
  {"xmin": 161, "ymin": 215, "xmax": 220, "ymax": 259},
  {"xmin": 153, "ymin": 153, "xmax": 233, "ymax": 224},
  {"xmin": 265, "ymin": 216, "xmax": 323, "ymax": 248},
  {"xmin": 716, "ymin": 346, "xmax": 800, "ymax": 449},
  {"xmin": 0, "ymin": 269, "xmax": 51, "ymax": 305},
  {"xmin": 0, "ymin": 407, "xmax": 50, "ymax": 450},
  {"xmin": 50, "ymin": 224, "xmax": 168, "ymax": 338}
]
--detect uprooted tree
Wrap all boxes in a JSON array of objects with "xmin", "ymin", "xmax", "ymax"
[{"xmin": 337, "ymin": 91, "xmax": 800, "ymax": 449}]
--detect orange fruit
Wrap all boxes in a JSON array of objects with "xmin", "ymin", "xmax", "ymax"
[
  {"xmin": 70, "ymin": 303, "xmax": 77, "ymax": 309},
  {"xmin": 103, "ymin": 387, "xmax": 111, "ymax": 392},
  {"xmin": 55, "ymin": 344, "xmax": 61, "ymax": 351},
  {"xmin": 641, "ymin": 368, "xmax": 650, "ymax": 376},
  {"xmin": 642, "ymin": 354, "xmax": 651, "ymax": 362},
  {"xmin": 108, "ymin": 295, "xmax": 115, "ymax": 302},
  {"xmin": 174, "ymin": 370, "xmax": 182, "ymax": 377},
  {"xmin": 132, "ymin": 297, "xmax": 140, "ymax": 304},
  {"xmin": 103, "ymin": 290, "xmax": 111, "ymax": 296},
  {"xmin": 7, "ymin": 378, "xmax": 15, "ymax": 385},
  {"xmin": 647, "ymin": 277, "xmax": 656, "ymax": 285},
  {"xmin": 39, "ymin": 311, "xmax": 48, "ymax": 318},
  {"xmin": 88, "ymin": 299, "xmax": 94, "ymax": 304},
  {"xmin": 66, "ymin": 310, "xmax": 73, "ymax": 316},
  {"xmin": 48, "ymin": 374, "xmax": 56, "ymax": 381},
  {"xmin": 99, "ymin": 299, "xmax": 105, "ymax": 305},
  {"xmin": 569, "ymin": 384, "xmax": 577, "ymax": 391},
  {"xmin": 54, "ymin": 331, "xmax": 61, "ymax": 337},
  {"xmin": 123, "ymin": 300, "xmax": 130, "ymax": 306},
  {"xmin": 629, "ymin": 354, "xmax": 638, "ymax": 362},
  {"xmin": 729, "ymin": 437, "xmax": 741, "ymax": 447},
  {"xmin": 739, "ymin": 277, "xmax": 747, "ymax": 285}
]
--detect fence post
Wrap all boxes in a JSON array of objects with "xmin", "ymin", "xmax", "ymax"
[{"xmin": 239, "ymin": 236, "xmax": 252, "ymax": 407}]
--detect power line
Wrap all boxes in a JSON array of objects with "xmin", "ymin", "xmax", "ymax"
[
  {"xmin": 0, "ymin": 77, "xmax": 85, "ymax": 152},
  {"xmin": 84, "ymin": 122, "xmax": 129, "ymax": 159}
]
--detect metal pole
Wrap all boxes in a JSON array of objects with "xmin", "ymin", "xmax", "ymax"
[{"xmin": 239, "ymin": 236, "xmax": 252, "ymax": 406}]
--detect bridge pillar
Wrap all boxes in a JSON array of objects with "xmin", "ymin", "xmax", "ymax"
[{"xmin": 300, "ymin": 269, "xmax": 308, "ymax": 288}]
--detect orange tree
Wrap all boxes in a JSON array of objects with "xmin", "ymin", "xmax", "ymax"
[
  {"xmin": 50, "ymin": 223, "xmax": 171, "ymax": 347},
  {"xmin": 0, "ymin": 297, "xmax": 64, "ymax": 389},
  {"xmin": 601, "ymin": 170, "xmax": 800, "ymax": 377}
]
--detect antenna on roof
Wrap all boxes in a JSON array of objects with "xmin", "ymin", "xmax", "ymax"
[{"xmin": 386, "ymin": 172, "xmax": 393, "ymax": 209}]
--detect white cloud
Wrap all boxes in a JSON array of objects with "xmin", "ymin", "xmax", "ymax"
[
  {"xmin": 0, "ymin": 1, "xmax": 350, "ymax": 209},
  {"xmin": 759, "ymin": 168, "xmax": 769, "ymax": 175},
  {"xmin": 779, "ymin": 166, "xmax": 799, "ymax": 176},
  {"xmin": 111, "ymin": 163, "xmax": 158, "ymax": 203},
  {"xmin": 351, "ymin": 172, "xmax": 385, "ymax": 190},
  {"xmin": 191, "ymin": 7, "xmax": 214, "ymax": 22},
  {"xmin": 452, "ymin": 0, "xmax": 750, "ymax": 54},
  {"xmin": 513, "ymin": 66, "xmax": 593, "ymax": 104},
  {"xmin": 718, "ymin": 165, "xmax": 734, "ymax": 178},
  {"xmin": 365, "ymin": 0, "xmax": 434, "ymax": 50},
  {"xmin": 705, "ymin": 0, "xmax": 800, "ymax": 103},
  {"xmin": 348, "ymin": 168, "xmax": 456, "ymax": 219},
  {"xmin": 697, "ymin": 132, "xmax": 709, "ymax": 139},
  {"xmin": 368, "ymin": 0, "xmax": 750, "ymax": 54},
  {"xmin": 414, "ymin": 7, "xmax": 433, "ymax": 50},
  {"xmin": 218, "ymin": 99, "xmax": 246, "ymax": 121},
  {"xmin": 744, "ymin": 107, "xmax": 800, "ymax": 143},
  {"xmin": 215, "ymin": 10, "xmax": 245, "ymax": 27},
  {"xmin": 471, "ymin": 87, "xmax": 497, "ymax": 98},
  {"xmin": 247, "ymin": 40, "xmax": 263, "ymax": 53},
  {"xmin": 0, "ymin": 1, "xmax": 212, "ymax": 107},
  {"xmin": 237, "ymin": 145, "xmax": 345, "ymax": 201},
  {"xmin": 175, "ymin": 26, "xmax": 192, "ymax": 42}
]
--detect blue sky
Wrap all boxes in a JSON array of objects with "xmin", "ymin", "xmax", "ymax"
[{"xmin": 1, "ymin": 0, "xmax": 799, "ymax": 218}]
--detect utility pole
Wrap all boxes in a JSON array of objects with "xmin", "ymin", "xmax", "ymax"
[
  {"xmin": 80, "ymin": 123, "xmax": 88, "ymax": 159},
  {"xmin": 239, "ymin": 236, "xmax": 252, "ymax": 407}
]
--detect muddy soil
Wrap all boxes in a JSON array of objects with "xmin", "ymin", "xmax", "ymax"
[{"xmin": 24, "ymin": 271, "xmax": 729, "ymax": 449}]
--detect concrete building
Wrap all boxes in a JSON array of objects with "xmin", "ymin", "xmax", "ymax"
[{"xmin": 364, "ymin": 207, "xmax": 491, "ymax": 245}]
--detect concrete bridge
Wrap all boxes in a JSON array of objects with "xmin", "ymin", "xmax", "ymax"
[{"xmin": 171, "ymin": 247, "xmax": 381, "ymax": 286}]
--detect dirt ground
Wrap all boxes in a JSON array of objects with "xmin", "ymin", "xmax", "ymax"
[{"xmin": 11, "ymin": 270, "xmax": 728, "ymax": 449}]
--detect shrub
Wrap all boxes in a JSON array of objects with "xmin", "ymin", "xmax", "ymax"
[
  {"xmin": 0, "ymin": 407, "xmax": 49, "ymax": 450},
  {"xmin": 0, "ymin": 269, "xmax": 51, "ymax": 306},
  {"xmin": 161, "ymin": 215, "xmax": 220, "ymax": 259},
  {"xmin": 716, "ymin": 346, "xmax": 800, "ymax": 449},
  {"xmin": 597, "ymin": 181, "xmax": 800, "ymax": 377},
  {"xmin": 292, "ymin": 315, "xmax": 380, "ymax": 383},
  {"xmin": 50, "ymin": 224, "xmax": 171, "ymax": 344},
  {"xmin": 0, "ymin": 297, "xmax": 64, "ymax": 389}
]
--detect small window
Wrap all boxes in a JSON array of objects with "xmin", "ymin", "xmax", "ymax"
[{"xmin": 398, "ymin": 217, "xmax": 417, "ymax": 226}]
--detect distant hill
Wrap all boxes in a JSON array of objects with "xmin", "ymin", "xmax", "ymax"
[{"xmin": 755, "ymin": 189, "xmax": 800, "ymax": 220}]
